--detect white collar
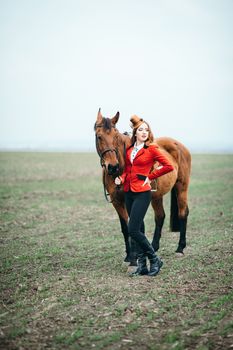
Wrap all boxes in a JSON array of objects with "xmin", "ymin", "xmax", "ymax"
[
  {"xmin": 131, "ymin": 142, "xmax": 144, "ymax": 163},
  {"xmin": 134, "ymin": 142, "xmax": 144, "ymax": 151}
]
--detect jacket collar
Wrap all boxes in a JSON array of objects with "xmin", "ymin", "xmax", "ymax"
[
  {"xmin": 134, "ymin": 147, "xmax": 145, "ymax": 160},
  {"xmin": 129, "ymin": 143, "xmax": 149, "ymax": 149}
]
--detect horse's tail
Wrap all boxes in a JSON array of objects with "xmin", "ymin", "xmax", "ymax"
[{"xmin": 170, "ymin": 186, "xmax": 180, "ymax": 232}]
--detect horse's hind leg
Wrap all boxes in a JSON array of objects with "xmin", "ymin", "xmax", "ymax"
[
  {"xmin": 173, "ymin": 183, "xmax": 189, "ymax": 254},
  {"xmin": 151, "ymin": 197, "xmax": 165, "ymax": 252},
  {"xmin": 177, "ymin": 212, "xmax": 188, "ymax": 254}
]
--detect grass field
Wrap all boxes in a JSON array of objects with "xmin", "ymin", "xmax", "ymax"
[{"xmin": 0, "ymin": 152, "xmax": 233, "ymax": 350}]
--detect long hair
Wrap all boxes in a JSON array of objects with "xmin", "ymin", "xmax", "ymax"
[{"xmin": 130, "ymin": 115, "xmax": 154, "ymax": 146}]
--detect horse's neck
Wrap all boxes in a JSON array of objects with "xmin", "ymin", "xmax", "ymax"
[{"xmin": 117, "ymin": 132, "xmax": 131, "ymax": 172}]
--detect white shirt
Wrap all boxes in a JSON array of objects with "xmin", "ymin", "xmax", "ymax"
[{"xmin": 130, "ymin": 143, "xmax": 144, "ymax": 163}]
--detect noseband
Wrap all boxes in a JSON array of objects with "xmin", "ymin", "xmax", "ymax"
[{"xmin": 97, "ymin": 143, "xmax": 119, "ymax": 169}]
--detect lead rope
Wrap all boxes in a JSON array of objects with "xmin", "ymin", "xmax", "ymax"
[
  {"xmin": 102, "ymin": 170, "xmax": 113, "ymax": 203},
  {"xmin": 102, "ymin": 141, "xmax": 126, "ymax": 204}
]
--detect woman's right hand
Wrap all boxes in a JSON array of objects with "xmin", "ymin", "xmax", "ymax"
[{"xmin": 114, "ymin": 177, "xmax": 122, "ymax": 185}]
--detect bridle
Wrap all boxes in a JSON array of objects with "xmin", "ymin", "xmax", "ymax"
[
  {"xmin": 95, "ymin": 123, "xmax": 120, "ymax": 169},
  {"xmin": 95, "ymin": 137, "xmax": 119, "ymax": 169},
  {"xmin": 95, "ymin": 123, "xmax": 126, "ymax": 203}
]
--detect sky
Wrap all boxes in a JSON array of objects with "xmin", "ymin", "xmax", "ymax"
[{"xmin": 0, "ymin": 0, "xmax": 233, "ymax": 152}]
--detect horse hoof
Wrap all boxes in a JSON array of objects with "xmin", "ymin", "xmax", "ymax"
[
  {"xmin": 127, "ymin": 265, "xmax": 138, "ymax": 274},
  {"xmin": 175, "ymin": 252, "xmax": 184, "ymax": 258}
]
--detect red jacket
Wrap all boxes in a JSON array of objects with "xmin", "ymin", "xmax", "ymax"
[{"xmin": 120, "ymin": 143, "xmax": 174, "ymax": 192}]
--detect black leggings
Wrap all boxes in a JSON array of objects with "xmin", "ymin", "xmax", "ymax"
[{"xmin": 125, "ymin": 190, "xmax": 154, "ymax": 256}]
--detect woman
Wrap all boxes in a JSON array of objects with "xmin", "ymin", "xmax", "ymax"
[{"xmin": 115, "ymin": 115, "xmax": 174, "ymax": 276}]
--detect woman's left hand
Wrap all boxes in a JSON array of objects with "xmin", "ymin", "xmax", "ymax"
[
  {"xmin": 115, "ymin": 177, "xmax": 122, "ymax": 185},
  {"xmin": 142, "ymin": 177, "xmax": 151, "ymax": 186}
]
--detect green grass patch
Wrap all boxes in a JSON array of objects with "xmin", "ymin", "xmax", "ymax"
[{"xmin": 0, "ymin": 152, "xmax": 233, "ymax": 350}]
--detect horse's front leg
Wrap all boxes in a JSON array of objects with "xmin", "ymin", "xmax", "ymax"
[
  {"xmin": 117, "ymin": 212, "xmax": 138, "ymax": 267},
  {"xmin": 151, "ymin": 197, "xmax": 165, "ymax": 252},
  {"xmin": 118, "ymin": 215, "xmax": 131, "ymax": 262},
  {"xmin": 112, "ymin": 195, "xmax": 137, "ymax": 266}
]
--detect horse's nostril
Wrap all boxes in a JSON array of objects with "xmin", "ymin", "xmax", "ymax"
[
  {"xmin": 108, "ymin": 164, "xmax": 113, "ymax": 175},
  {"xmin": 108, "ymin": 164, "xmax": 119, "ymax": 176}
]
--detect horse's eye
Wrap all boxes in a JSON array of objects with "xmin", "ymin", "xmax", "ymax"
[{"xmin": 97, "ymin": 135, "xmax": 102, "ymax": 141}]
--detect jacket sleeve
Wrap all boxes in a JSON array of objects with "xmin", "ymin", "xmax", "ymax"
[
  {"xmin": 148, "ymin": 146, "xmax": 174, "ymax": 180},
  {"xmin": 119, "ymin": 172, "xmax": 127, "ymax": 184}
]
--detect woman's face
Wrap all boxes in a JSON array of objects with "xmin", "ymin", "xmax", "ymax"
[{"xmin": 135, "ymin": 122, "xmax": 149, "ymax": 144}]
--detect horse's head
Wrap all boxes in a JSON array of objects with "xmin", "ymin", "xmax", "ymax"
[{"xmin": 94, "ymin": 109, "xmax": 121, "ymax": 177}]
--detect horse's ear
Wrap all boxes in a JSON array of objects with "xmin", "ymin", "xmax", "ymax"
[
  {"xmin": 96, "ymin": 108, "xmax": 103, "ymax": 124},
  {"xmin": 112, "ymin": 111, "xmax": 120, "ymax": 125}
]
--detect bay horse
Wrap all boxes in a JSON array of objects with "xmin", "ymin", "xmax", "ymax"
[{"xmin": 94, "ymin": 109, "xmax": 191, "ymax": 266}]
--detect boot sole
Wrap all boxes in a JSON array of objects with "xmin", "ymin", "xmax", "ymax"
[
  {"xmin": 129, "ymin": 268, "xmax": 149, "ymax": 277},
  {"xmin": 147, "ymin": 261, "xmax": 163, "ymax": 277}
]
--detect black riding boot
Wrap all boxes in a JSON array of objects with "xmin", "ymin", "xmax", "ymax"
[
  {"xmin": 146, "ymin": 250, "xmax": 163, "ymax": 277},
  {"xmin": 130, "ymin": 253, "xmax": 148, "ymax": 276}
]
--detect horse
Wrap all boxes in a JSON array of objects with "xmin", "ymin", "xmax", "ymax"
[{"xmin": 94, "ymin": 109, "xmax": 191, "ymax": 267}]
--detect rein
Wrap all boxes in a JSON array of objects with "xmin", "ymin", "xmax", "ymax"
[{"xmin": 95, "ymin": 129, "xmax": 126, "ymax": 203}]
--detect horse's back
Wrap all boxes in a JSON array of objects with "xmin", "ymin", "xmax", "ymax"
[
  {"xmin": 156, "ymin": 136, "xmax": 191, "ymax": 170},
  {"xmin": 156, "ymin": 137, "xmax": 190, "ymax": 162},
  {"xmin": 152, "ymin": 137, "xmax": 191, "ymax": 197}
]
